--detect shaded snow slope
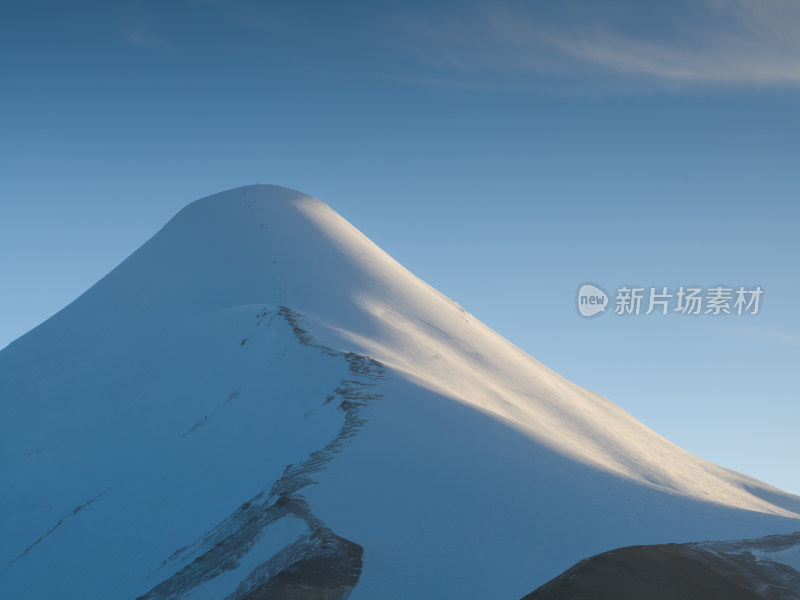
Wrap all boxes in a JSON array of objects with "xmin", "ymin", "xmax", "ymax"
[{"xmin": 2, "ymin": 185, "xmax": 799, "ymax": 599}]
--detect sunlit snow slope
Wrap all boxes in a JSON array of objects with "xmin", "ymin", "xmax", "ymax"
[{"xmin": 2, "ymin": 185, "xmax": 799, "ymax": 599}]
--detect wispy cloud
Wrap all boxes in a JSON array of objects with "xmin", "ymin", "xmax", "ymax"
[
  {"xmin": 122, "ymin": 29, "xmax": 171, "ymax": 51},
  {"xmin": 184, "ymin": 0, "xmax": 291, "ymax": 32},
  {"xmin": 397, "ymin": 0, "xmax": 800, "ymax": 90}
]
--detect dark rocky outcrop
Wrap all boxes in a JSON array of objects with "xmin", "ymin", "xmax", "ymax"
[{"xmin": 522, "ymin": 533, "xmax": 800, "ymax": 600}]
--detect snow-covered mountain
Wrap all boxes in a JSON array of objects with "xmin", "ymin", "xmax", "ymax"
[{"xmin": 2, "ymin": 185, "xmax": 799, "ymax": 599}]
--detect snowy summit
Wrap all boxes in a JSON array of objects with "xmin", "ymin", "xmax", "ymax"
[{"xmin": 2, "ymin": 185, "xmax": 799, "ymax": 599}]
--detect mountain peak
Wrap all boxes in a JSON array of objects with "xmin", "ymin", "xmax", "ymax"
[{"xmin": 183, "ymin": 183, "xmax": 316, "ymax": 215}]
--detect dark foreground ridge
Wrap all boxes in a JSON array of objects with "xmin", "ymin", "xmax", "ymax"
[{"xmin": 522, "ymin": 532, "xmax": 800, "ymax": 600}]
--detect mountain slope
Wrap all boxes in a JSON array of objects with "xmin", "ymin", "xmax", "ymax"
[{"xmin": 2, "ymin": 185, "xmax": 799, "ymax": 599}]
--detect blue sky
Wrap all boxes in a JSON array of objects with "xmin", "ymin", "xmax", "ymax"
[{"xmin": 2, "ymin": 1, "xmax": 799, "ymax": 492}]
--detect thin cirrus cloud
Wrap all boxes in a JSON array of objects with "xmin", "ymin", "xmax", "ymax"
[
  {"xmin": 397, "ymin": 0, "xmax": 800, "ymax": 90},
  {"xmin": 122, "ymin": 29, "xmax": 171, "ymax": 50}
]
